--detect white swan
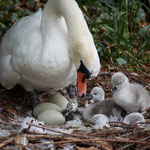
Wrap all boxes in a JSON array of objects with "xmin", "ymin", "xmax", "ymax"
[
  {"xmin": 0, "ymin": 0, "xmax": 100, "ymax": 106},
  {"xmin": 111, "ymin": 72, "xmax": 150, "ymax": 112}
]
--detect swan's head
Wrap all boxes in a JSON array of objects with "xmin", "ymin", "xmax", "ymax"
[
  {"xmin": 86, "ymin": 86, "xmax": 105, "ymax": 102},
  {"xmin": 70, "ymin": 36, "xmax": 100, "ymax": 97},
  {"xmin": 111, "ymin": 72, "xmax": 129, "ymax": 94}
]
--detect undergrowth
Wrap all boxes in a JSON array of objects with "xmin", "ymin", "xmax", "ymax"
[{"xmin": 0, "ymin": 0, "xmax": 150, "ymax": 70}]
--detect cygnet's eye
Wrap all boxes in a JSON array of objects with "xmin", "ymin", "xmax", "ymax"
[
  {"xmin": 117, "ymin": 82, "xmax": 120, "ymax": 85},
  {"xmin": 94, "ymin": 93, "xmax": 97, "ymax": 95}
]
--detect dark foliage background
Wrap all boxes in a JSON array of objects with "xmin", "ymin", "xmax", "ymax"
[{"xmin": 0, "ymin": 0, "xmax": 150, "ymax": 70}]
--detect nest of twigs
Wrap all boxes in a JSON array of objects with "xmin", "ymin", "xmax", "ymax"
[{"xmin": 0, "ymin": 66, "xmax": 150, "ymax": 150}]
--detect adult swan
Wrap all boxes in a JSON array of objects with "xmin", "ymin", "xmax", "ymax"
[{"xmin": 0, "ymin": 0, "xmax": 100, "ymax": 107}]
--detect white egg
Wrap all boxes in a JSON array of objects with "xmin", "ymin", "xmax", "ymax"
[
  {"xmin": 38, "ymin": 110, "xmax": 66, "ymax": 125},
  {"xmin": 33, "ymin": 102, "xmax": 62, "ymax": 118},
  {"xmin": 47, "ymin": 94, "xmax": 68, "ymax": 109}
]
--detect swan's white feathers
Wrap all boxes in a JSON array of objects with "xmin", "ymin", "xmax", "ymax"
[
  {"xmin": 0, "ymin": 0, "xmax": 100, "ymax": 91},
  {"xmin": 0, "ymin": 11, "xmax": 74, "ymax": 91}
]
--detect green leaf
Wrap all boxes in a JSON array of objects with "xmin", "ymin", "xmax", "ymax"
[{"xmin": 116, "ymin": 57, "xmax": 127, "ymax": 65}]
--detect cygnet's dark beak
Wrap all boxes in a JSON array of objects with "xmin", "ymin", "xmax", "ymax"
[
  {"xmin": 86, "ymin": 94, "xmax": 93, "ymax": 100},
  {"xmin": 63, "ymin": 109, "xmax": 70, "ymax": 118},
  {"xmin": 112, "ymin": 87, "xmax": 117, "ymax": 94}
]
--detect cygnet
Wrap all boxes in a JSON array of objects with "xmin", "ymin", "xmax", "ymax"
[
  {"xmin": 83, "ymin": 98, "xmax": 127, "ymax": 123},
  {"xmin": 66, "ymin": 87, "xmax": 127, "ymax": 129},
  {"xmin": 83, "ymin": 87, "xmax": 126, "ymax": 122},
  {"xmin": 86, "ymin": 86, "xmax": 105, "ymax": 102},
  {"xmin": 111, "ymin": 72, "xmax": 150, "ymax": 112}
]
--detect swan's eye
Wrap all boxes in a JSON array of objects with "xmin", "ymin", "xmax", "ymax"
[
  {"xmin": 77, "ymin": 60, "xmax": 91, "ymax": 79},
  {"xmin": 94, "ymin": 93, "xmax": 97, "ymax": 95},
  {"xmin": 82, "ymin": 75, "xmax": 86, "ymax": 83}
]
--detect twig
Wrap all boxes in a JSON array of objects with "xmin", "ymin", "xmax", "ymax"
[
  {"xmin": 141, "ymin": 144, "xmax": 150, "ymax": 150},
  {"xmin": 117, "ymin": 67, "xmax": 150, "ymax": 85},
  {"xmin": 0, "ymin": 137, "xmax": 14, "ymax": 149},
  {"xmin": 99, "ymin": 71, "xmax": 114, "ymax": 76},
  {"xmin": 120, "ymin": 136, "xmax": 150, "ymax": 150},
  {"xmin": 29, "ymin": 137, "xmax": 148, "ymax": 147},
  {"xmin": 26, "ymin": 134, "xmax": 63, "ymax": 140},
  {"xmin": 27, "ymin": 123, "xmax": 92, "ymax": 139}
]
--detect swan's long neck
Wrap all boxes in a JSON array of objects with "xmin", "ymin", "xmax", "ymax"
[{"xmin": 41, "ymin": 0, "xmax": 94, "ymax": 70}]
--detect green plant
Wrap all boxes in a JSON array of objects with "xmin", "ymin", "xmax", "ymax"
[
  {"xmin": 77, "ymin": 0, "xmax": 150, "ymax": 68},
  {"xmin": 0, "ymin": 0, "xmax": 150, "ymax": 69}
]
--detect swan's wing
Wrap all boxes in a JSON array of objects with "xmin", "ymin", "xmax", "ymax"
[
  {"xmin": 0, "ymin": 11, "xmax": 42, "ymax": 56},
  {"xmin": 0, "ymin": 11, "xmax": 42, "ymax": 89}
]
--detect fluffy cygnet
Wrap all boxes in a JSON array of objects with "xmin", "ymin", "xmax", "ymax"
[
  {"xmin": 47, "ymin": 94, "xmax": 68, "ymax": 109},
  {"xmin": 86, "ymin": 86, "xmax": 105, "ymax": 102},
  {"xmin": 111, "ymin": 72, "xmax": 150, "ymax": 112},
  {"xmin": 66, "ymin": 86, "xmax": 146, "ymax": 129},
  {"xmin": 83, "ymin": 98, "xmax": 127, "ymax": 123},
  {"xmin": 65, "ymin": 87, "xmax": 126, "ymax": 129},
  {"xmin": 83, "ymin": 87, "xmax": 126, "ymax": 122},
  {"xmin": 74, "ymin": 86, "xmax": 126, "ymax": 129},
  {"xmin": 65, "ymin": 87, "xmax": 105, "ymax": 122}
]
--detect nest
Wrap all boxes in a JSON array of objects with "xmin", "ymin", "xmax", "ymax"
[{"xmin": 0, "ymin": 67, "xmax": 150, "ymax": 150}]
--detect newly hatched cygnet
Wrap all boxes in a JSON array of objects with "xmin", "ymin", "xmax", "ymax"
[
  {"xmin": 33, "ymin": 94, "xmax": 68, "ymax": 125},
  {"xmin": 111, "ymin": 72, "xmax": 150, "ymax": 112},
  {"xmin": 65, "ymin": 86, "xmax": 105, "ymax": 125},
  {"xmin": 86, "ymin": 86, "xmax": 105, "ymax": 103},
  {"xmin": 66, "ymin": 87, "xmax": 145, "ymax": 129},
  {"xmin": 66, "ymin": 87, "xmax": 126, "ymax": 129},
  {"xmin": 83, "ymin": 98, "xmax": 127, "ymax": 129},
  {"xmin": 83, "ymin": 87, "xmax": 126, "ymax": 120}
]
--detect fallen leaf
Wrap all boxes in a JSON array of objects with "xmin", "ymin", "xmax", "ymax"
[
  {"xmin": 77, "ymin": 146, "xmax": 99, "ymax": 150},
  {"xmin": 15, "ymin": 134, "xmax": 28, "ymax": 146},
  {"xmin": 96, "ymin": 140, "xmax": 113, "ymax": 150}
]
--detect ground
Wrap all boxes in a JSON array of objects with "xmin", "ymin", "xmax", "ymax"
[{"xmin": 0, "ymin": 65, "xmax": 150, "ymax": 149}]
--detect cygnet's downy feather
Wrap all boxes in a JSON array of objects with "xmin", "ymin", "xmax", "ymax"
[
  {"xmin": 86, "ymin": 86, "xmax": 105, "ymax": 102},
  {"xmin": 83, "ymin": 98, "xmax": 127, "ymax": 122},
  {"xmin": 66, "ymin": 87, "xmax": 126, "ymax": 129},
  {"xmin": 66, "ymin": 86, "xmax": 146, "ymax": 129},
  {"xmin": 111, "ymin": 72, "xmax": 150, "ymax": 112}
]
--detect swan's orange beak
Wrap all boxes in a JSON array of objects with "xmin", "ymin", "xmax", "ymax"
[{"xmin": 77, "ymin": 72, "xmax": 87, "ymax": 97}]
